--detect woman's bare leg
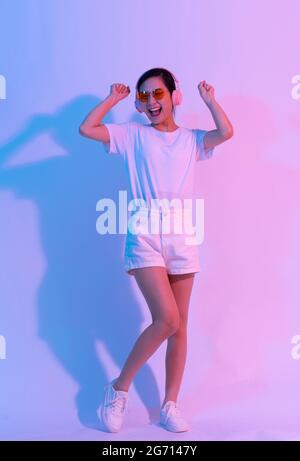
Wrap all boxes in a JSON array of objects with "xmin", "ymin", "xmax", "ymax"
[
  {"xmin": 113, "ymin": 266, "xmax": 180, "ymax": 392},
  {"xmin": 162, "ymin": 273, "xmax": 195, "ymax": 406}
]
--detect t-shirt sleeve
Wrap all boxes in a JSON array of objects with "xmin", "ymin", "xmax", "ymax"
[
  {"xmin": 102, "ymin": 122, "xmax": 132, "ymax": 158},
  {"xmin": 193, "ymin": 129, "xmax": 215, "ymax": 161}
]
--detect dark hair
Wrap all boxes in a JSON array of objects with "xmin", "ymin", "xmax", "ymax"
[{"xmin": 136, "ymin": 67, "xmax": 177, "ymax": 116}]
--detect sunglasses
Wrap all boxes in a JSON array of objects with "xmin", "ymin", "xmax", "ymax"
[{"xmin": 137, "ymin": 88, "xmax": 165, "ymax": 103}]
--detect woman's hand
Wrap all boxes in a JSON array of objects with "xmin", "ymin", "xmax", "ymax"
[
  {"xmin": 198, "ymin": 80, "xmax": 215, "ymax": 106},
  {"xmin": 109, "ymin": 83, "xmax": 131, "ymax": 103}
]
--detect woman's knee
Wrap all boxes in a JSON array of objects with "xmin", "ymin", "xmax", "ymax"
[
  {"xmin": 170, "ymin": 322, "xmax": 188, "ymax": 338},
  {"xmin": 154, "ymin": 313, "xmax": 180, "ymax": 337}
]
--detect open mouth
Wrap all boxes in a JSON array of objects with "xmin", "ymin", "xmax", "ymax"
[{"xmin": 148, "ymin": 107, "xmax": 162, "ymax": 117}]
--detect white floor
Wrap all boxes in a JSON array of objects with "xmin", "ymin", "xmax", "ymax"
[{"xmin": 1, "ymin": 406, "xmax": 299, "ymax": 441}]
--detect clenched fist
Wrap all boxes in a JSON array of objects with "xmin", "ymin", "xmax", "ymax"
[
  {"xmin": 110, "ymin": 83, "xmax": 131, "ymax": 102},
  {"xmin": 198, "ymin": 80, "xmax": 215, "ymax": 106}
]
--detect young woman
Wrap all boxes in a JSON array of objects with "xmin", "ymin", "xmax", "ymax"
[{"xmin": 79, "ymin": 67, "xmax": 234, "ymax": 432}]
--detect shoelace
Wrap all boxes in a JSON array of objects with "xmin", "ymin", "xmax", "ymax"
[
  {"xmin": 106, "ymin": 396, "xmax": 127, "ymax": 415},
  {"xmin": 164, "ymin": 403, "xmax": 185, "ymax": 422}
]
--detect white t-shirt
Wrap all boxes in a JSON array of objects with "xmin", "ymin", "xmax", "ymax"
[{"xmin": 103, "ymin": 122, "xmax": 215, "ymax": 209}]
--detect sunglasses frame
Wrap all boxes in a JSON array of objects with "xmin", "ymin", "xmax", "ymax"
[{"xmin": 137, "ymin": 87, "xmax": 165, "ymax": 103}]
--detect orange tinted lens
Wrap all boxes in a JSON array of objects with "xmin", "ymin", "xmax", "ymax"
[
  {"xmin": 138, "ymin": 92, "xmax": 149, "ymax": 102},
  {"xmin": 153, "ymin": 89, "xmax": 164, "ymax": 99}
]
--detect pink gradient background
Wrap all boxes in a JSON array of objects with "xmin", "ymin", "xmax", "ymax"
[{"xmin": 0, "ymin": 0, "xmax": 300, "ymax": 440}]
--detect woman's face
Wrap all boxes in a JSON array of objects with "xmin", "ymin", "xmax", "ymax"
[{"xmin": 138, "ymin": 76, "xmax": 174, "ymax": 124}]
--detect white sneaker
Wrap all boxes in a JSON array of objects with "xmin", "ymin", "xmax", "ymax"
[
  {"xmin": 160, "ymin": 400, "xmax": 190, "ymax": 432},
  {"xmin": 99, "ymin": 378, "xmax": 128, "ymax": 432}
]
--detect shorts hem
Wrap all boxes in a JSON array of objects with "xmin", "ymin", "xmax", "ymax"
[
  {"xmin": 167, "ymin": 267, "xmax": 201, "ymax": 275},
  {"xmin": 125, "ymin": 261, "xmax": 166, "ymax": 275},
  {"xmin": 124, "ymin": 262, "xmax": 200, "ymax": 276}
]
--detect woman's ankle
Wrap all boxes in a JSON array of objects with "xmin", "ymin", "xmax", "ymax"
[
  {"xmin": 113, "ymin": 378, "xmax": 130, "ymax": 392},
  {"xmin": 162, "ymin": 398, "xmax": 177, "ymax": 408}
]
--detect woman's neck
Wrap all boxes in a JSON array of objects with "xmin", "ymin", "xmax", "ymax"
[{"xmin": 150, "ymin": 120, "xmax": 179, "ymax": 132}]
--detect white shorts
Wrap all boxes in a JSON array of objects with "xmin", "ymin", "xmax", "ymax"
[{"xmin": 124, "ymin": 206, "xmax": 201, "ymax": 276}]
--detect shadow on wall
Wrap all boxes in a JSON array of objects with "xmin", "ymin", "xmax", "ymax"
[{"xmin": 0, "ymin": 95, "xmax": 160, "ymax": 429}]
